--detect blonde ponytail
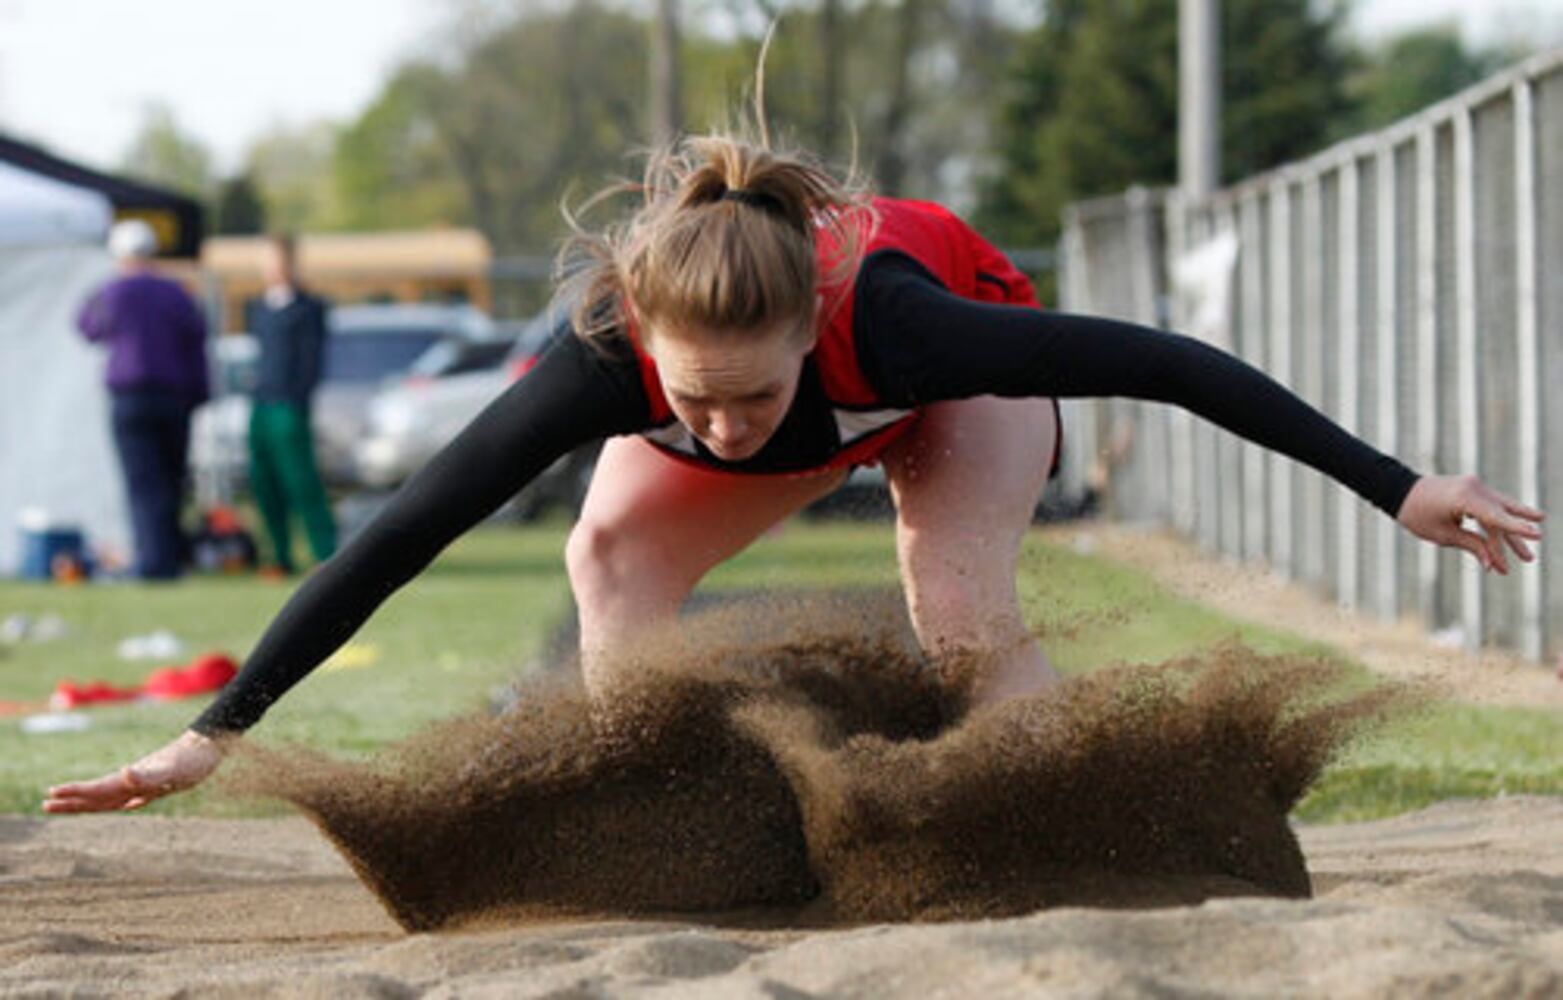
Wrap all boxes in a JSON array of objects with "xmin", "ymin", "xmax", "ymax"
[{"xmin": 557, "ymin": 114, "xmax": 874, "ymax": 349}]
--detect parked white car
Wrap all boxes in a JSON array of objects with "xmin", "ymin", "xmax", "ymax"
[{"xmin": 355, "ymin": 310, "xmax": 600, "ymax": 519}]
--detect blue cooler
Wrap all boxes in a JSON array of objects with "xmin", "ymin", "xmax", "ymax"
[{"xmin": 18, "ymin": 526, "xmax": 88, "ymax": 580}]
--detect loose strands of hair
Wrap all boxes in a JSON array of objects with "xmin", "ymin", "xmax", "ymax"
[{"xmin": 555, "ymin": 24, "xmax": 875, "ymax": 352}]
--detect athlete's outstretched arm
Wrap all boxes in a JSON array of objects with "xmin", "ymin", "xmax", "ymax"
[
  {"xmin": 43, "ymin": 333, "xmax": 648, "ymax": 814},
  {"xmin": 857, "ymin": 253, "xmax": 1543, "ymax": 572}
]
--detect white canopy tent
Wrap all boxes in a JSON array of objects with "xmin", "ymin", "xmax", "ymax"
[
  {"xmin": 0, "ymin": 159, "xmax": 113, "ymax": 246},
  {"xmin": 0, "ymin": 155, "xmax": 128, "ymax": 574}
]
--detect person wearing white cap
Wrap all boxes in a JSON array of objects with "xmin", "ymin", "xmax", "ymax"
[{"xmin": 77, "ymin": 219, "xmax": 210, "ymax": 579}]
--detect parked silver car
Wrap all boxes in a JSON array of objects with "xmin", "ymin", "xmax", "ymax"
[
  {"xmin": 313, "ymin": 303, "xmax": 502, "ymax": 485},
  {"xmin": 355, "ymin": 309, "xmax": 600, "ymax": 519},
  {"xmin": 191, "ymin": 302, "xmax": 504, "ymax": 501}
]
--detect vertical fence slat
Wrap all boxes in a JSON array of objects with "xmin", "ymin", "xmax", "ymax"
[
  {"xmin": 1058, "ymin": 209, "xmax": 1096, "ymax": 502},
  {"xmin": 1268, "ymin": 180, "xmax": 1294, "ymax": 576},
  {"xmin": 1414, "ymin": 127, "xmax": 1440, "ymax": 624},
  {"xmin": 1336, "ymin": 158, "xmax": 1362, "ymax": 610},
  {"xmin": 1239, "ymin": 191, "xmax": 1268, "ymax": 562},
  {"xmin": 1213, "ymin": 201, "xmax": 1244, "ymax": 559},
  {"xmin": 1199, "ymin": 209, "xmax": 1223, "ymax": 553},
  {"xmin": 1514, "ymin": 80, "xmax": 1544, "ymax": 659},
  {"xmin": 1375, "ymin": 146, "xmax": 1401, "ymax": 620},
  {"xmin": 1298, "ymin": 176, "xmax": 1326, "ymax": 588},
  {"xmin": 1536, "ymin": 66, "xmax": 1563, "ymax": 661},
  {"xmin": 1164, "ymin": 195, "xmax": 1197, "ymax": 534},
  {"xmin": 1129, "ymin": 189, "xmax": 1170, "ymax": 526},
  {"xmin": 1454, "ymin": 107, "xmax": 1484, "ymax": 650}
]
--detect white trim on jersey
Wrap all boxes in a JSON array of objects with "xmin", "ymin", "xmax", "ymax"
[{"xmin": 834, "ymin": 407, "xmax": 913, "ymax": 447}]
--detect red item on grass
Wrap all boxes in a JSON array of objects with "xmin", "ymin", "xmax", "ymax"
[
  {"xmin": 142, "ymin": 653, "xmax": 239, "ymax": 700},
  {"xmin": 45, "ymin": 653, "xmax": 239, "ymax": 712},
  {"xmin": 50, "ymin": 681, "xmax": 141, "ymax": 710}
]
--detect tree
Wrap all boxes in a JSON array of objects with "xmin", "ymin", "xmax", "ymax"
[
  {"xmin": 243, "ymin": 120, "xmax": 343, "ymax": 232},
  {"xmin": 332, "ymin": 64, "xmax": 470, "ymax": 233},
  {"xmin": 977, "ymin": 0, "xmax": 1353, "ymax": 247},
  {"xmin": 1341, "ymin": 26, "xmax": 1509, "ymax": 136},
  {"xmin": 213, "ymin": 174, "xmax": 267, "ymax": 235},
  {"xmin": 330, "ymin": 0, "xmax": 1036, "ymax": 250},
  {"xmin": 650, "ymin": 0, "xmax": 684, "ymax": 143},
  {"xmin": 120, "ymin": 102, "xmax": 213, "ymax": 199}
]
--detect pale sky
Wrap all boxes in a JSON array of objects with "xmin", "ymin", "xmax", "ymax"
[{"xmin": 1, "ymin": 0, "xmax": 1559, "ymax": 175}]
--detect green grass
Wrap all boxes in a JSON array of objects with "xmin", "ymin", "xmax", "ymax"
[
  {"xmin": 1, "ymin": 520, "xmax": 1557, "ymax": 821},
  {"xmin": 0, "ymin": 525, "xmax": 574, "ymax": 815}
]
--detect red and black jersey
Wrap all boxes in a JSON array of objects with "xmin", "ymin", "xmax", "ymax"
[{"xmin": 629, "ymin": 198, "xmax": 1044, "ymax": 474}]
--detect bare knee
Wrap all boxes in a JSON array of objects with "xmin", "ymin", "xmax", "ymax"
[
  {"xmin": 567, "ymin": 516, "xmax": 646, "ymax": 611},
  {"xmin": 900, "ymin": 533, "xmax": 1023, "ymax": 654},
  {"xmin": 568, "ymin": 514, "xmax": 700, "ymax": 627}
]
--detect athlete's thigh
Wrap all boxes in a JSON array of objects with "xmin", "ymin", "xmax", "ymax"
[
  {"xmin": 577, "ymin": 435, "xmax": 847, "ymax": 582},
  {"xmin": 883, "ymin": 396, "xmax": 1058, "ymax": 557}
]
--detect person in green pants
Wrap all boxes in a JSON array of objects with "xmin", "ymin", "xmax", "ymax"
[{"xmin": 248, "ymin": 234, "xmax": 336, "ymax": 575}]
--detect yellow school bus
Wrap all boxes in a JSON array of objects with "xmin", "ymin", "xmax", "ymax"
[{"xmin": 200, "ymin": 229, "xmax": 493, "ymax": 333}]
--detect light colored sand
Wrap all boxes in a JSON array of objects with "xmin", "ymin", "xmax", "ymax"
[
  {"xmin": 2, "ymin": 798, "xmax": 1560, "ymax": 997},
  {"xmin": 6, "ymin": 526, "xmax": 1558, "ymax": 997},
  {"xmin": 1044, "ymin": 523, "xmax": 1563, "ymax": 709}
]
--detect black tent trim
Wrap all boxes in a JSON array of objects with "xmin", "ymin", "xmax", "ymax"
[{"xmin": 0, "ymin": 133, "xmax": 204, "ymax": 258}]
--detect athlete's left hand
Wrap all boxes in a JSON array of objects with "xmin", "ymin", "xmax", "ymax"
[{"xmin": 1396, "ymin": 474, "xmax": 1545, "ymax": 575}]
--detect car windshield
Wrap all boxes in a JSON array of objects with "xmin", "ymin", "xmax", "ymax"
[
  {"xmin": 410, "ymin": 339, "xmax": 513, "ymax": 378},
  {"xmin": 324, "ymin": 330, "xmax": 445, "ymax": 383}
]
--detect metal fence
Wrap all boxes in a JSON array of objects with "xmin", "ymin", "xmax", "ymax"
[{"xmin": 1058, "ymin": 48, "xmax": 1563, "ymax": 660}]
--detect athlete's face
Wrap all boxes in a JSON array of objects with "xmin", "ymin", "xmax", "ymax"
[{"xmin": 645, "ymin": 319, "xmax": 814, "ymax": 462}]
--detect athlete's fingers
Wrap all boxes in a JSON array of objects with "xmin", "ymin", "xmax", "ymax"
[
  {"xmin": 1483, "ymin": 529, "xmax": 1509, "ymax": 575},
  {"xmin": 122, "ymin": 797, "xmax": 150, "ymax": 811},
  {"xmin": 46, "ymin": 776, "xmax": 119, "ymax": 798},
  {"xmin": 1450, "ymin": 527, "xmax": 1494, "ymax": 571},
  {"xmin": 1500, "ymin": 497, "xmax": 1546, "ymax": 522},
  {"xmin": 42, "ymin": 788, "xmax": 129, "ymax": 812},
  {"xmin": 1481, "ymin": 507, "xmax": 1544, "ymax": 539},
  {"xmin": 44, "ymin": 776, "xmax": 130, "ymax": 811},
  {"xmin": 42, "ymin": 798, "xmax": 102, "ymax": 814},
  {"xmin": 1502, "ymin": 532, "xmax": 1536, "ymax": 562}
]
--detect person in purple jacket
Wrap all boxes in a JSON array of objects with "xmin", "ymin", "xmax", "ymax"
[{"xmin": 77, "ymin": 220, "xmax": 210, "ymax": 580}]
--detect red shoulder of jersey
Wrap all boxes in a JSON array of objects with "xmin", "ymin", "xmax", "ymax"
[{"xmin": 811, "ymin": 197, "xmax": 1040, "ymax": 407}]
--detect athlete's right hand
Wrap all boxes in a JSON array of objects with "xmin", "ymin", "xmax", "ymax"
[{"xmin": 42, "ymin": 730, "xmax": 226, "ymax": 813}]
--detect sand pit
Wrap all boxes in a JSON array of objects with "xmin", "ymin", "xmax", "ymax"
[
  {"xmin": 6, "ymin": 593, "xmax": 1559, "ymax": 996},
  {"xmin": 4, "ymin": 799, "xmax": 1561, "ymax": 997}
]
